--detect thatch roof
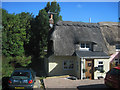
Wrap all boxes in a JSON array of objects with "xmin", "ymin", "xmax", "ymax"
[
  {"xmin": 48, "ymin": 21, "xmax": 110, "ymax": 56},
  {"xmin": 98, "ymin": 22, "xmax": 120, "ymax": 45}
]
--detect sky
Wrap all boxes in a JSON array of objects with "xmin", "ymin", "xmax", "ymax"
[{"xmin": 1, "ymin": 2, "xmax": 119, "ymax": 23}]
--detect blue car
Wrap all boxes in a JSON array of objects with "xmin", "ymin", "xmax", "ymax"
[{"xmin": 8, "ymin": 68, "xmax": 36, "ymax": 90}]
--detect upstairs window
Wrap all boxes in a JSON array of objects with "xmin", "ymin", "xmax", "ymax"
[
  {"xmin": 80, "ymin": 43, "xmax": 91, "ymax": 51},
  {"xmin": 116, "ymin": 44, "xmax": 120, "ymax": 51}
]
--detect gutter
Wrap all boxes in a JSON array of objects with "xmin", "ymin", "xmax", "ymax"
[{"xmin": 76, "ymin": 53, "xmax": 110, "ymax": 59}]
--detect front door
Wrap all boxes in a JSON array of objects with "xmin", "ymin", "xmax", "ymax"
[{"xmin": 85, "ymin": 59, "xmax": 94, "ymax": 79}]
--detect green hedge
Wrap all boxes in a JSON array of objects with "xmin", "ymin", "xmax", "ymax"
[{"xmin": 2, "ymin": 56, "xmax": 31, "ymax": 77}]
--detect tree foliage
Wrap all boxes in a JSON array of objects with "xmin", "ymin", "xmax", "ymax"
[
  {"xmin": 45, "ymin": 1, "xmax": 62, "ymax": 24},
  {"xmin": 2, "ymin": 9, "xmax": 32, "ymax": 57},
  {"xmin": 28, "ymin": 9, "xmax": 49, "ymax": 58},
  {"xmin": 2, "ymin": 1, "xmax": 62, "ymax": 77}
]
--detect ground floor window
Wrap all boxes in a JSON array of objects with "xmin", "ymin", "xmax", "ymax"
[
  {"xmin": 98, "ymin": 61, "xmax": 104, "ymax": 73},
  {"xmin": 63, "ymin": 60, "xmax": 74, "ymax": 70},
  {"xmin": 115, "ymin": 59, "xmax": 120, "ymax": 66}
]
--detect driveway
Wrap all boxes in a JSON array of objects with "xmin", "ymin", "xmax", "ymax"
[
  {"xmin": 33, "ymin": 77, "xmax": 44, "ymax": 90},
  {"xmin": 43, "ymin": 76, "xmax": 108, "ymax": 89}
]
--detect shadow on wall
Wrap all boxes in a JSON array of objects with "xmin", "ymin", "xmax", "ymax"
[{"xmin": 77, "ymin": 84, "xmax": 108, "ymax": 89}]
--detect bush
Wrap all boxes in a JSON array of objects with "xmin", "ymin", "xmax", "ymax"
[
  {"xmin": 15, "ymin": 56, "xmax": 31, "ymax": 67},
  {"xmin": 2, "ymin": 56, "xmax": 14, "ymax": 77},
  {"xmin": 2, "ymin": 55, "xmax": 32, "ymax": 77}
]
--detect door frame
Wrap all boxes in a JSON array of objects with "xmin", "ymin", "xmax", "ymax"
[{"xmin": 85, "ymin": 59, "xmax": 94, "ymax": 79}]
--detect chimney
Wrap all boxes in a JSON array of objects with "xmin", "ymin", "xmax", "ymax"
[
  {"xmin": 49, "ymin": 14, "xmax": 54, "ymax": 28},
  {"xmin": 89, "ymin": 18, "xmax": 91, "ymax": 23}
]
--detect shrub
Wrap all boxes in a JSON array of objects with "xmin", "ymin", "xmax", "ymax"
[
  {"xmin": 2, "ymin": 56, "xmax": 14, "ymax": 77},
  {"xmin": 2, "ymin": 55, "xmax": 32, "ymax": 77}
]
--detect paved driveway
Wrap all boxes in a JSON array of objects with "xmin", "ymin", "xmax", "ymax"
[
  {"xmin": 33, "ymin": 77, "xmax": 44, "ymax": 90},
  {"xmin": 43, "ymin": 77, "xmax": 107, "ymax": 89}
]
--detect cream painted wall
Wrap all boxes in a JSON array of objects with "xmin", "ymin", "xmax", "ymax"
[
  {"xmin": 47, "ymin": 55, "xmax": 110, "ymax": 79},
  {"xmin": 48, "ymin": 55, "xmax": 77, "ymax": 76},
  {"xmin": 94, "ymin": 59, "xmax": 110, "ymax": 79}
]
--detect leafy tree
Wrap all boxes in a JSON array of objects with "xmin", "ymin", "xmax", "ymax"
[
  {"xmin": 2, "ymin": 9, "xmax": 32, "ymax": 57},
  {"xmin": 45, "ymin": 1, "xmax": 62, "ymax": 24},
  {"xmin": 45, "ymin": 2, "xmax": 51, "ymax": 13},
  {"xmin": 28, "ymin": 9, "xmax": 49, "ymax": 58}
]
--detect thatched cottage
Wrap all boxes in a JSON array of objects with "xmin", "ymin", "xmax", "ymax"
[{"xmin": 45, "ymin": 21, "xmax": 120, "ymax": 79}]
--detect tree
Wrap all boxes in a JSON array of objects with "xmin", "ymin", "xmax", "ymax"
[
  {"xmin": 45, "ymin": 1, "xmax": 62, "ymax": 25},
  {"xmin": 28, "ymin": 9, "xmax": 49, "ymax": 58},
  {"xmin": 2, "ymin": 9, "xmax": 32, "ymax": 57},
  {"xmin": 45, "ymin": 2, "xmax": 51, "ymax": 13}
]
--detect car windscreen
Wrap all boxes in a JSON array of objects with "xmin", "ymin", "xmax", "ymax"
[{"xmin": 12, "ymin": 71, "xmax": 30, "ymax": 78}]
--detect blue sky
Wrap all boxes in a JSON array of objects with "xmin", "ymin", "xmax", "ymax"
[{"xmin": 2, "ymin": 2, "xmax": 119, "ymax": 23}]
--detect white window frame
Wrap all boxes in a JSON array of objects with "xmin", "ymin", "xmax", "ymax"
[
  {"xmin": 98, "ymin": 61, "xmax": 104, "ymax": 72},
  {"xmin": 115, "ymin": 59, "xmax": 120, "ymax": 66},
  {"xmin": 116, "ymin": 44, "xmax": 120, "ymax": 51},
  {"xmin": 79, "ymin": 43, "xmax": 91, "ymax": 51},
  {"xmin": 63, "ymin": 60, "xmax": 74, "ymax": 70}
]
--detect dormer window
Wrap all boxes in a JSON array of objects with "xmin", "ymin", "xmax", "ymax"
[
  {"xmin": 75, "ymin": 42, "xmax": 93, "ymax": 51},
  {"xmin": 116, "ymin": 44, "xmax": 120, "ymax": 51},
  {"xmin": 80, "ymin": 43, "xmax": 91, "ymax": 51}
]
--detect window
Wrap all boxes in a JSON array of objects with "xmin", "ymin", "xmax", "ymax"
[
  {"xmin": 114, "ymin": 59, "xmax": 120, "ymax": 66},
  {"xmin": 80, "ymin": 43, "xmax": 91, "ymax": 51},
  {"xmin": 99, "ymin": 61, "xmax": 103, "ymax": 64},
  {"xmin": 81, "ymin": 43, "xmax": 85, "ymax": 48},
  {"xmin": 86, "ymin": 44, "xmax": 90, "ymax": 48},
  {"xmin": 12, "ymin": 71, "xmax": 30, "ymax": 78},
  {"xmin": 88, "ymin": 63, "xmax": 91, "ymax": 67},
  {"xmin": 63, "ymin": 60, "xmax": 74, "ymax": 70},
  {"xmin": 98, "ymin": 61, "xmax": 104, "ymax": 72},
  {"xmin": 116, "ymin": 44, "xmax": 120, "ymax": 51},
  {"xmin": 98, "ymin": 65, "xmax": 103, "ymax": 71}
]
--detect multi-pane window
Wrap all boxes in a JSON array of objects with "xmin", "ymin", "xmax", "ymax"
[
  {"xmin": 98, "ymin": 61, "xmax": 104, "ymax": 72},
  {"xmin": 99, "ymin": 61, "xmax": 103, "ymax": 64},
  {"xmin": 116, "ymin": 44, "xmax": 120, "ymax": 51},
  {"xmin": 81, "ymin": 43, "xmax": 85, "ymax": 48},
  {"xmin": 86, "ymin": 44, "xmax": 90, "ymax": 48},
  {"xmin": 80, "ymin": 43, "xmax": 91, "ymax": 51},
  {"xmin": 115, "ymin": 59, "xmax": 120, "ymax": 66},
  {"xmin": 63, "ymin": 60, "xmax": 74, "ymax": 70}
]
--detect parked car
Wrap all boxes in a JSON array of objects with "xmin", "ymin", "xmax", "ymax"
[
  {"xmin": 104, "ymin": 66, "xmax": 120, "ymax": 88},
  {"xmin": 8, "ymin": 68, "xmax": 36, "ymax": 90}
]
